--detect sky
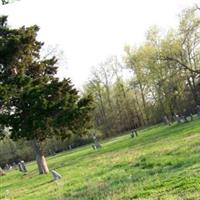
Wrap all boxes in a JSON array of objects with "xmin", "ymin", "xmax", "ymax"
[{"xmin": 0, "ymin": 0, "xmax": 199, "ymax": 88}]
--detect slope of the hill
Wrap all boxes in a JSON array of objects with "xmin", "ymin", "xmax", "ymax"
[{"xmin": 1, "ymin": 117, "xmax": 200, "ymax": 200}]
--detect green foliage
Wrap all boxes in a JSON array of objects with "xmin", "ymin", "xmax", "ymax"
[
  {"xmin": 1, "ymin": 0, "xmax": 19, "ymax": 5},
  {"xmin": 84, "ymin": 56, "xmax": 141, "ymax": 136},
  {"xmin": 83, "ymin": 5, "xmax": 200, "ymax": 135},
  {"xmin": 123, "ymin": 6, "xmax": 200, "ymax": 124},
  {"xmin": 0, "ymin": 17, "xmax": 93, "ymax": 143}
]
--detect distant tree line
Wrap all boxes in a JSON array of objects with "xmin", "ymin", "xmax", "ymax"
[
  {"xmin": 0, "ymin": 134, "xmax": 94, "ymax": 167},
  {"xmin": 83, "ymin": 5, "xmax": 200, "ymax": 137}
]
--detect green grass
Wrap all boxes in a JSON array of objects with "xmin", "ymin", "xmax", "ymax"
[{"xmin": 1, "ymin": 117, "xmax": 200, "ymax": 200}]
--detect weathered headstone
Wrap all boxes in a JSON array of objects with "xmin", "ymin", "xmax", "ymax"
[
  {"xmin": 20, "ymin": 160, "xmax": 27, "ymax": 172},
  {"xmin": 51, "ymin": 170, "xmax": 62, "ymax": 181},
  {"xmin": 174, "ymin": 113, "xmax": 181, "ymax": 123},
  {"xmin": 95, "ymin": 141, "xmax": 102, "ymax": 149},
  {"xmin": 68, "ymin": 145, "xmax": 72, "ymax": 150},
  {"xmin": 48, "ymin": 150, "xmax": 56, "ymax": 156},
  {"xmin": 93, "ymin": 134, "xmax": 102, "ymax": 149},
  {"xmin": 91, "ymin": 144, "xmax": 96, "ymax": 150},
  {"xmin": 48, "ymin": 149, "xmax": 52, "ymax": 155},
  {"xmin": 18, "ymin": 162, "xmax": 23, "ymax": 172},
  {"xmin": 131, "ymin": 128, "xmax": 138, "ymax": 138}
]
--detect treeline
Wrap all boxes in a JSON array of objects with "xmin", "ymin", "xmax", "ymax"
[
  {"xmin": 83, "ymin": 5, "xmax": 200, "ymax": 136},
  {"xmin": 0, "ymin": 134, "xmax": 94, "ymax": 167}
]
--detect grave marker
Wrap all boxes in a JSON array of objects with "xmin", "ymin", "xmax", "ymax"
[{"xmin": 51, "ymin": 170, "xmax": 62, "ymax": 181}]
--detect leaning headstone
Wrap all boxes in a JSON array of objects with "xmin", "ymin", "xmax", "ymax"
[
  {"xmin": 91, "ymin": 144, "xmax": 96, "ymax": 150},
  {"xmin": 0, "ymin": 167, "xmax": 5, "ymax": 176},
  {"xmin": 51, "ymin": 170, "xmax": 62, "ymax": 181},
  {"xmin": 18, "ymin": 162, "xmax": 23, "ymax": 172},
  {"xmin": 20, "ymin": 160, "xmax": 27, "ymax": 172},
  {"xmin": 131, "ymin": 128, "xmax": 138, "ymax": 138}
]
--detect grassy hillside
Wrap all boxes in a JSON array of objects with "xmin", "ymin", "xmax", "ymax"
[{"xmin": 1, "ymin": 117, "xmax": 200, "ymax": 200}]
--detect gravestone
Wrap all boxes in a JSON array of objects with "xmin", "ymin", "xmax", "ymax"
[
  {"xmin": 68, "ymin": 145, "xmax": 72, "ymax": 150},
  {"xmin": 20, "ymin": 160, "xmax": 27, "ymax": 172},
  {"xmin": 94, "ymin": 141, "xmax": 102, "ymax": 149},
  {"xmin": 48, "ymin": 149, "xmax": 52, "ymax": 156},
  {"xmin": 174, "ymin": 113, "xmax": 181, "ymax": 123},
  {"xmin": 131, "ymin": 128, "xmax": 138, "ymax": 138},
  {"xmin": 51, "ymin": 170, "xmax": 62, "ymax": 181},
  {"xmin": 93, "ymin": 134, "xmax": 102, "ymax": 149},
  {"xmin": 18, "ymin": 161, "xmax": 27, "ymax": 173},
  {"xmin": 91, "ymin": 144, "xmax": 96, "ymax": 150},
  {"xmin": 48, "ymin": 150, "xmax": 56, "ymax": 156},
  {"xmin": 18, "ymin": 162, "xmax": 23, "ymax": 172}
]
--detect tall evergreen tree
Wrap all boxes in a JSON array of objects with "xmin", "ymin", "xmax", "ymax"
[{"xmin": 0, "ymin": 18, "xmax": 93, "ymax": 174}]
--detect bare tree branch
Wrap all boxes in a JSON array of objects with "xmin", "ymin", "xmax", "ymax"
[{"xmin": 162, "ymin": 56, "xmax": 200, "ymax": 74}]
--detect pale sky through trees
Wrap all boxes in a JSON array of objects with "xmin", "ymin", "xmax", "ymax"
[{"xmin": 0, "ymin": 0, "xmax": 198, "ymax": 88}]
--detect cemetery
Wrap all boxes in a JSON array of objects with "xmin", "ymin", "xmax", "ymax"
[
  {"xmin": 1, "ymin": 1, "xmax": 200, "ymax": 200},
  {"xmin": 1, "ymin": 116, "xmax": 200, "ymax": 199}
]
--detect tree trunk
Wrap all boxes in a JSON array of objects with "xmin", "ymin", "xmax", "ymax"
[
  {"xmin": 186, "ymin": 75, "xmax": 198, "ymax": 105},
  {"xmin": 138, "ymin": 81, "xmax": 149, "ymax": 123},
  {"xmin": 32, "ymin": 139, "xmax": 49, "ymax": 174}
]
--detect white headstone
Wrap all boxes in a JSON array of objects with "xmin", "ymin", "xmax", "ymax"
[
  {"xmin": 51, "ymin": 170, "xmax": 62, "ymax": 181},
  {"xmin": 20, "ymin": 161, "xmax": 27, "ymax": 172}
]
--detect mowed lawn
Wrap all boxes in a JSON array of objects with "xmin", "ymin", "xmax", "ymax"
[{"xmin": 1, "ymin": 117, "xmax": 200, "ymax": 200}]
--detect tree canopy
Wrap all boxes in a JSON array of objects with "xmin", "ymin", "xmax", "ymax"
[{"xmin": 0, "ymin": 17, "xmax": 93, "ymax": 173}]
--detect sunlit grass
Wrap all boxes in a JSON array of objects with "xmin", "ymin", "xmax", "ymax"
[{"xmin": 1, "ymin": 117, "xmax": 200, "ymax": 199}]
